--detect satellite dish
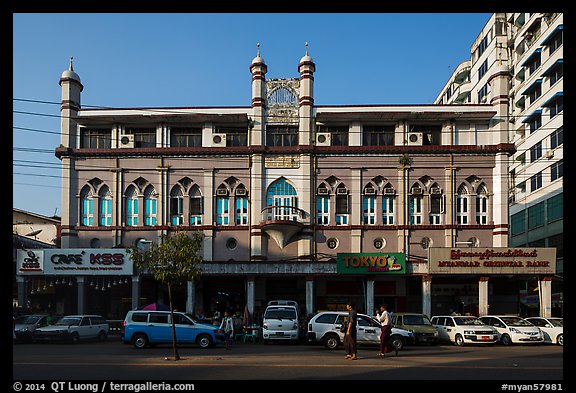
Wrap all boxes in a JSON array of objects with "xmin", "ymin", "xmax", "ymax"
[{"xmin": 25, "ymin": 229, "xmax": 43, "ymax": 237}]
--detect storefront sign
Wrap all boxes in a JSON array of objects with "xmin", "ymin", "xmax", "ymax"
[
  {"xmin": 16, "ymin": 248, "xmax": 134, "ymax": 276},
  {"xmin": 337, "ymin": 253, "xmax": 406, "ymax": 275},
  {"xmin": 428, "ymin": 247, "xmax": 556, "ymax": 275}
]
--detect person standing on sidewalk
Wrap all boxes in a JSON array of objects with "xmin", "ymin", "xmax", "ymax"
[
  {"xmin": 219, "ymin": 309, "xmax": 234, "ymax": 350},
  {"xmin": 344, "ymin": 301, "xmax": 358, "ymax": 360},
  {"xmin": 377, "ymin": 303, "xmax": 398, "ymax": 357}
]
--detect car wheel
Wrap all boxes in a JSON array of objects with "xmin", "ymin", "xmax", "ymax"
[
  {"xmin": 323, "ymin": 334, "xmax": 340, "ymax": 350},
  {"xmin": 390, "ymin": 335, "xmax": 404, "ymax": 351},
  {"xmin": 455, "ymin": 334, "xmax": 465, "ymax": 347},
  {"xmin": 70, "ymin": 332, "xmax": 80, "ymax": 344},
  {"xmin": 501, "ymin": 334, "xmax": 512, "ymax": 345},
  {"xmin": 132, "ymin": 333, "xmax": 149, "ymax": 349},
  {"xmin": 557, "ymin": 334, "xmax": 563, "ymax": 346},
  {"xmin": 98, "ymin": 331, "xmax": 107, "ymax": 342},
  {"xmin": 196, "ymin": 334, "xmax": 213, "ymax": 349}
]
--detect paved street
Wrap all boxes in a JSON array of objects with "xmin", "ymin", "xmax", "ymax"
[{"xmin": 13, "ymin": 336, "xmax": 564, "ymax": 383}]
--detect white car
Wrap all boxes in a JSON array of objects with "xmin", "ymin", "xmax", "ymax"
[
  {"xmin": 33, "ymin": 315, "xmax": 109, "ymax": 343},
  {"xmin": 478, "ymin": 315, "xmax": 543, "ymax": 345},
  {"xmin": 431, "ymin": 315, "xmax": 498, "ymax": 346},
  {"xmin": 306, "ymin": 311, "xmax": 415, "ymax": 350},
  {"xmin": 525, "ymin": 317, "xmax": 563, "ymax": 346}
]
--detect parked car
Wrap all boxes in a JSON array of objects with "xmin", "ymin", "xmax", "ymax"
[
  {"xmin": 525, "ymin": 317, "xmax": 563, "ymax": 346},
  {"xmin": 306, "ymin": 311, "xmax": 415, "ymax": 350},
  {"xmin": 262, "ymin": 300, "xmax": 300, "ymax": 344},
  {"xmin": 390, "ymin": 312, "xmax": 439, "ymax": 345},
  {"xmin": 478, "ymin": 315, "xmax": 544, "ymax": 345},
  {"xmin": 430, "ymin": 315, "xmax": 499, "ymax": 346},
  {"xmin": 121, "ymin": 310, "xmax": 224, "ymax": 349},
  {"xmin": 14, "ymin": 314, "xmax": 50, "ymax": 342},
  {"xmin": 33, "ymin": 315, "xmax": 109, "ymax": 343}
]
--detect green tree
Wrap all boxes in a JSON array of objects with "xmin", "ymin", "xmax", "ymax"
[{"xmin": 129, "ymin": 231, "xmax": 204, "ymax": 360}]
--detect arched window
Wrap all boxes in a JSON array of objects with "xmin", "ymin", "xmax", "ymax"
[
  {"xmin": 382, "ymin": 184, "xmax": 395, "ymax": 225},
  {"xmin": 170, "ymin": 187, "xmax": 184, "ymax": 226},
  {"xmin": 235, "ymin": 186, "xmax": 248, "ymax": 226},
  {"xmin": 456, "ymin": 184, "xmax": 469, "ymax": 225},
  {"xmin": 215, "ymin": 185, "xmax": 229, "ymax": 225},
  {"xmin": 409, "ymin": 184, "xmax": 423, "ymax": 225},
  {"xmin": 476, "ymin": 184, "xmax": 488, "ymax": 225},
  {"xmin": 335, "ymin": 184, "xmax": 349, "ymax": 225},
  {"xmin": 99, "ymin": 186, "xmax": 113, "ymax": 227},
  {"xmin": 190, "ymin": 185, "xmax": 203, "ymax": 226},
  {"xmin": 363, "ymin": 184, "xmax": 376, "ymax": 225},
  {"xmin": 316, "ymin": 183, "xmax": 330, "ymax": 225},
  {"xmin": 81, "ymin": 186, "xmax": 94, "ymax": 226},
  {"xmin": 126, "ymin": 186, "xmax": 139, "ymax": 226},
  {"xmin": 429, "ymin": 184, "xmax": 443, "ymax": 225},
  {"xmin": 144, "ymin": 186, "xmax": 157, "ymax": 226},
  {"xmin": 266, "ymin": 178, "xmax": 298, "ymax": 221}
]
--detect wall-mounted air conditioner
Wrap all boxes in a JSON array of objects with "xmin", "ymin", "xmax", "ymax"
[
  {"xmin": 119, "ymin": 134, "xmax": 135, "ymax": 148},
  {"xmin": 336, "ymin": 188, "xmax": 348, "ymax": 195},
  {"xmin": 383, "ymin": 188, "xmax": 395, "ymax": 195},
  {"xmin": 412, "ymin": 187, "xmax": 423, "ymax": 195},
  {"xmin": 216, "ymin": 188, "xmax": 229, "ymax": 196},
  {"xmin": 212, "ymin": 133, "xmax": 227, "ymax": 147},
  {"xmin": 364, "ymin": 188, "xmax": 376, "ymax": 195},
  {"xmin": 235, "ymin": 188, "xmax": 247, "ymax": 196},
  {"xmin": 406, "ymin": 132, "xmax": 423, "ymax": 146},
  {"xmin": 317, "ymin": 187, "xmax": 329, "ymax": 195},
  {"xmin": 316, "ymin": 133, "xmax": 331, "ymax": 146},
  {"xmin": 430, "ymin": 187, "xmax": 442, "ymax": 195}
]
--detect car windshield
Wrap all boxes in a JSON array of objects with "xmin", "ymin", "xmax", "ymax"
[
  {"xmin": 403, "ymin": 315, "xmax": 431, "ymax": 325},
  {"xmin": 19, "ymin": 316, "xmax": 42, "ymax": 324},
  {"xmin": 265, "ymin": 309, "xmax": 296, "ymax": 320},
  {"xmin": 501, "ymin": 317, "xmax": 532, "ymax": 326},
  {"xmin": 55, "ymin": 317, "xmax": 81, "ymax": 326},
  {"xmin": 548, "ymin": 318, "xmax": 563, "ymax": 327},
  {"xmin": 454, "ymin": 317, "xmax": 484, "ymax": 326}
]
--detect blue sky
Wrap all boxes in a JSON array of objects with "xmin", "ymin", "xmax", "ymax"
[{"xmin": 13, "ymin": 13, "xmax": 492, "ymax": 218}]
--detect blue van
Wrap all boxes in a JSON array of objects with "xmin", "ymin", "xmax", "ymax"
[{"xmin": 121, "ymin": 310, "xmax": 224, "ymax": 349}]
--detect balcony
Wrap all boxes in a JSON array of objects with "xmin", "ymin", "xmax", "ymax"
[{"xmin": 260, "ymin": 206, "xmax": 307, "ymax": 249}]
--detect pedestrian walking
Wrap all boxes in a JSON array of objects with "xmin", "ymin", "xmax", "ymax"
[
  {"xmin": 377, "ymin": 303, "xmax": 398, "ymax": 358},
  {"xmin": 219, "ymin": 310, "xmax": 234, "ymax": 350},
  {"xmin": 344, "ymin": 301, "xmax": 358, "ymax": 360}
]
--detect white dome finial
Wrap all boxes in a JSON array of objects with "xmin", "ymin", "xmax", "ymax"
[
  {"xmin": 69, "ymin": 56, "xmax": 74, "ymax": 71},
  {"xmin": 305, "ymin": 42, "xmax": 308, "ymax": 56}
]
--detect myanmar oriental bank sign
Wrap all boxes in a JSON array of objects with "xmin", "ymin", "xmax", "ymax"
[
  {"xmin": 17, "ymin": 248, "xmax": 133, "ymax": 276},
  {"xmin": 429, "ymin": 247, "xmax": 556, "ymax": 275}
]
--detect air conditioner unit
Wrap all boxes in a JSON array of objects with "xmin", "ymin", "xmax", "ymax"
[
  {"xmin": 316, "ymin": 132, "xmax": 331, "ymax": 146},
  {"xmin": 545, "ymin": 150, "xmax": 554, "ymax": 159},
  {"xmin": 364, "ymin": 188, "xmax": 376, "ymax": 195},
  {"xmin": 412, "ymin": 187, "xmax": 423, "ymax": 195},
  {"xmin": 383, "ymin": 188, "xmax": 395, "ymax": 195},
  {"xmin": 216, "ymin": 188, "xmax": 229, "ymax": 196},
  {"xmin": 317, "ymin": 187, "xmax": 329, "ymax": 195},
  {"xmin": 406, "ymin": 132, "xmax": 423, "ymax": 146},
  {"xmin": 336, "ymin": 188, "xmax": 348, "ymax": 195},
  {"xmin": 119, "ymin": 134, "xmax": 135, "ymax": 148},
  {"xmin": 430, "ymin": 187, "xmax": 442, "ymax": 195},
  {"xmin": 235, "ymin": 188, "xmax": 247, "ymax": 196},
  {"xmin": 212, "ymin": 133, "xmax": 227, "ymax": 147}
]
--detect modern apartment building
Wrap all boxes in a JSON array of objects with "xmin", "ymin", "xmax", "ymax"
[
  {"xmin": 435, "ymin": 13, "xmax": 563, "ymax": 317},
  {"xmin": 15, "ymin": 40, "xmax": 559, "ymax": 321}
]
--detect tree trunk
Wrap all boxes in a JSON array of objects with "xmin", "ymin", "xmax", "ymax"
[{"xmin": 168, "ymin": 282, "xmax": 180, "ymax": 360}]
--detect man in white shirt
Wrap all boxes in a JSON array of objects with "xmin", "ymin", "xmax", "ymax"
[
  {"xmin": 377, "ymin": 304, "xmax": 398, "ymax": 357},
  {"xmin": 219, "ymin": 310, "xmax": 234, "ymax": 350}
]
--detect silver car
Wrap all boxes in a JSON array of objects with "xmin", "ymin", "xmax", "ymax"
[
  {"xmin": 14, "ymin": 314, "xmax": 49, "ymax": 342},
  {"xmin": 306, "ymin": 311, "xmax": 416, "ymax": 350}
]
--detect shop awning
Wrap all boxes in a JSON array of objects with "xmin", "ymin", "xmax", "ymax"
[
  {"xmin": 520, "ymin": 79, "xmax": 542, "ymax": 96},
  {"xmin": 541, "ymin": 59, "xmax": 563, "ymax": 76},
  {"xmin": 521, "ymin": 48, "xmax": 542, "ymax": 67},
  {"xmin": 522, "ymin": 109, "xmax": 542, "ymax": 123}
]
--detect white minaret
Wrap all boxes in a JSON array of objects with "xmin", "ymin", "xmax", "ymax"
[
  {"xmin": 59, "ymin": 57, "xmax": 83, "ymax": 247},
  {"xmin": 298, "ymin": 42, "xmax": 315, "ymax": 145},
  {"xmin": 250, "ymin": 43, "xmax": 267, "ymax": 146}
]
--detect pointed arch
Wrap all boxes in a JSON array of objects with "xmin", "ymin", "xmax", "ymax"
[
  {"xmin": 266, "ymin": 177, "xmax": 299, "ymax": 221},
  {"xmin": 143, "ymin": 185, "xmax": 158, "ymax": 226},
  {"xmin": 125, "ymin": 185, "xmax": 139, "ymax": 227},
  {"xmin": 170, "ymin": 185, "xmax": 185, "ymax": 225},
  {"xmin": 476, "ymin": 182, "xmax": 489, "ymax": 225},
  {"xmin": 98, "ymin": 185, "xmax": 113, "ymax": 227},
  {"xmin": 80, "ymin": 185, "xmax": 94, "ymax": 226},
  {"xmin": 456, "ymin": 183, "xmax": 469, "ymax": 225}
]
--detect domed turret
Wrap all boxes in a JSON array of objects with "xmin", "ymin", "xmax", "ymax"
[
  {"xmin": 251, "ymin": 43, "xmax": 266, "ymax": 67},
  {"xmin": 60, "ymin": 57, "xmax": 82, "ymax": 86},
  {"xmin": 299, "ymin": 42, "xmax": 314, "ymax": 65}
]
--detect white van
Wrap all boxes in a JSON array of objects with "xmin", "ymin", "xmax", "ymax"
[{"xmin": 262, "ymin": 300, "xmax": 300, "ymax": 344}]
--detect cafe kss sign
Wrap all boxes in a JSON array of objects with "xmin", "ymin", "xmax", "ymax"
[{"xmin": 337, "ymin": 253, "xmax": 406, "ymax": 274}]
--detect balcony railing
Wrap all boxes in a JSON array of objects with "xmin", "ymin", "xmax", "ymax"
[{"xmin": 261, "ymin": 205, "xmax": 306, "ymax": 223}]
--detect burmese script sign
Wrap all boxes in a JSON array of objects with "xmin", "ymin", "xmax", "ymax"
[
  {"xmin": 17, "ymin": 248, "xmax": 134, "ymax": 276},
  {"xmin": 429, "ymin": 247, "xmax": 556, "ymax": 275},
  {"xmin": 337, "ymin": 253, "xmax": 406, "ymax": 275}
]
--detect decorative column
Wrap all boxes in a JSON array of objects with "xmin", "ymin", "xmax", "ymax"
[
  {"xmin": 366, "ymin": 279, "xmax": 375, "ymax": 317},
  {"xmin": 539, "ymin": 277, "xmax": 553, "ymax": 318},
  {"xmin": 186, "ymin": 280, "xmax": 195, "ymax": 314},
  {"xmin": 247, "ymin": 277, "xmax": 255, "ymax": 316},
  {"xmin": 76, "ymin": 277, "xmax": 85, "ymax": 315},
  {"xmin": 131, "ymin": 275, "xmax": 140, "ymax": 311},
  {"xmin": 422, "ymin": 275, "xmax": 432, "ymax": 317},
  {"xmin": 306, "ymin": 278, "xmax": 315, "ymax": 316},
  {"xmin": 478, "ymin": 276, "xmax": 490, "ymax": 316}
]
